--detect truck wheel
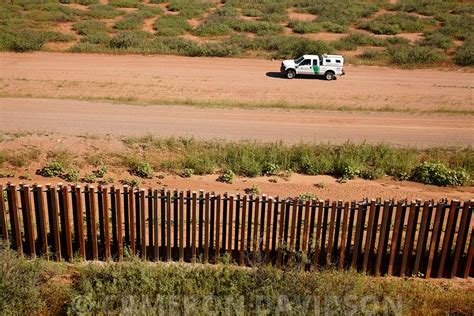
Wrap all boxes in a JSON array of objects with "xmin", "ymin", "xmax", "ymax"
[
  {"xmin": 286, "ymin": 69, "xmax": 296, "ymax": 79},
  {"xmin": 325, "ymin": 71, "xmax": 335, "ymax": 81}
]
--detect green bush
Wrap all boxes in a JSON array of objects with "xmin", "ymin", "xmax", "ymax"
[
  {"xmin": 82, "ymin": 173, "xmax": 96, "ymax": 183},
  {"xmin": 411, "ymin": 162, "xmax": 469, "ymax": 186},
  {"xmin": 359, "ymin": 167, "xmax": 384, "ymax": 180},
  {"xmin": 73, "ymin": 20, "xmax": 107, "ymax": 35},
  {"xmin": 93, "ymin": 164, "xmax": 108, "ymax": 178},
  {"xmin": 244, "ymin": 184, "xmax": 260, "ymax": 195},
  {"xmin": 179, "ymin": 168, "xmax": 194, "ymax": 178},
  {"xmin": 10, "ymin": 31, "xmax": 47, "ymax": 52},
  {"xmin": 217, "ymin": 169, "xmax": 235, "ymax": 184},
  {"xmin": 454, "ymin": 38, "xmax": 474, "ymax": 66},
  {"xmin": 121, "ymin": 177, "xmax": 141, "ymax": 187},
  {"xmin": 422, "ymin": 31, "xmax": 453, "ymax": 50},
  {"xmin": 262, "ymin": 162, "xmax": 278, "ymax": 176},
  {"xmin": 253, "ymin": 35, "xmax": 333, "ymax": 59},
  {"xmin": 387, "ymin": 44, "xmax": 440, "ymax": 65},
  {"xmin": 61, "ymin": 168, "xmax": 80, "ymax": 182},
  {"xmin": 109, "ymin": 31, "xmax": 149, "ymax": 49},
  {"xmin": 166, "ymin": 0, "xmax": 212, "ymax": 18},
  {"xmin": 288, "ymin": 20, "xmax": 321, "ymax": 34},
  {"xmin": 114, "ymin": 14, "xmax": 144, "ymax": 30},
  {"xmin": 334, "ymin": 32, "xmax": 385, "ymax": 50},
  {"xmin": 359, "ymin": 49, "xmax": 384, "ymax": 60},
  {"xmin": 360, "ymin": 13, "xmax": 435, "ymax": 35},
  {"xmin": 130, "ymin": 160, "xmax": 154, "ymax": 178},
  {"xmin": 36, "ymin": 161, "xmax": 65, "ymax": 177},
  {"xmin": 109, "ymin": 0, "xmax": 141, "ymax": 8},
  {"xmin": 194, "ymin": 22, "xmax": 233, "ymax": 37},
  {"xmin": 154, "ymin": 15, "xmax": 191, "ymax": 36},
  {"xmin": 226, "ymin": 19, "xmax": 284, "ymax": 35},
  {"xmin": 86, "ymin": 4, "xmax": 123, "ymax": 18}
]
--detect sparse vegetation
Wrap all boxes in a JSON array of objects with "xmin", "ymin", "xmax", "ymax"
[
  {"xmin": 1, "ymin": 243, "xmax": 472, "ymax": 315},
  {"xmin": 217, "ymin": 169, "xmax": 235, "ymax": 184},
  {"xmin": 0, "ymin": 0, "xmax": 472, "ymax": 66},
  {"xmin": 36, "ymin": 161, "xmax": 65, "ymax": 177},
  {"xmin": 121, "ymin": 177, "xmax": 141, "ymax": 187}
]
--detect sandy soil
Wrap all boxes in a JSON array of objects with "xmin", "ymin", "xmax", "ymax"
[
  {"xmin": 0, "ymin": 133, "xmax": 473, "ymax": 201},
  {"xmin": 1, "ymin": 98, "xmax": 473, "ymax": 146},
  {"xmin": 0, "ymin": 52, "xmax": 472, "ymax": 113}
]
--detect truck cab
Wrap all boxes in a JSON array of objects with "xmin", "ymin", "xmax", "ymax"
[{"xmin": 280, "ymin": 54, "xmax": 345, "ymax": 80}]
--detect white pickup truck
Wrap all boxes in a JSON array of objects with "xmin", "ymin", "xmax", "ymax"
[{"xmin": 280, "ymin": 54, "xmax": 345, "ymax": 80}]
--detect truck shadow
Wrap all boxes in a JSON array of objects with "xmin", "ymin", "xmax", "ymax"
[{"xmin": 265, "ymin": 72, "xmax": 328, "ymax": 80}]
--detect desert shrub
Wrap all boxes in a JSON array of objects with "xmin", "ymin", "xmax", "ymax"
[
  {"xmin": 226, "ymin": 19, "xmax": 284, "ymax": 35},
  {"xmin": 360, "ymin": 13, "xmax": 434, "ymax": 35},
  {"xmin": 37, "ymin": 161, "xmax": 65, "ymax": 177},
  {"xmin": 109, "ymin": 0, "xmax": 141, "ymax": 8},
  {"xmin": 121, "ymin": 177, "xmax": 141, "ymax": 187},
  {"xmin": 359, "ymin": 167, "xmax": 384, "ymax": 180},
  {"xmin": 10, "ymin": 30, "xmax": 47, "ymax": 52},
  {"xmin": 454, "ymin": 38, "xmax": 474, "ymax": 66},
  {"xmin": 436, "ymin": 15, "xmax": 474, "ymax": 41},
  {"xmin": 179, "ymin": 168, "xmax": 194, "ymax": 178},
  {"xmin": 288, "ymin": 20, "xmax": 321, "ymax": 34},
  {"xmin": 166, "ymin": 0, "xmax": 213, "ymax": 18},
  {"xmin": 82, "ymin": 173, "xmax": 97, "ymax": 183},
  {"xmin": 299, "ymin": 192, "xmax": 317, "ymax": 200},
  {"xmin": 136, "ymin": 4, "xmax": 164, "ymax": 18},
  {"xmin": 6, "ymin": 148, "xmax": 41, "ymax": 168},
  {"xmin": 93, "ymin": 164, "xmax": 108, "ymax": 178},
  {"xmin": 359, "ymin": 48, "xmax": 384, "ymax": 60},
  {"xmin": 294, "ymin": 0, "xmax": 379, "ymax": 25},
  {"xmin": 254, "ymin": 35, "xmax": 333, "ymax": 59},
  {"xmin": 82, "ymin": 31, "xmax": 110, "ymax": 44},
  {"xmin": 86, "ymin": 4, "xmax": 123, "ymax": 18},
  {"xmin": 114, "ymin": 14, "xmax": 144, "ymax": 30},
  {"xmin": 129, "ymin": 160, "xmax": 154, "ymax": 178},
  {"xmin": 411, "ymin": 162, "xmax": 469, "ymax": 186},
  {"xmin": 194, "ymin": 22, "xmax": 232, "ymax": 36},
  {"xmin": 109, "ymin": 30, "xmax": 149, "ymax": 49},
  {"xmin": 73, "ymin": 20, "xmax": 107, "ymax": 35},
  {"xmin": 388, "ymin": 0, "xmax": 473, "ymax": 17},
  {"xmin": 154, "ymin": 15, "xmax": 191, "ymax": 36},
  {"xmin": 421, "ymin": 31, "xmax": 453, "ymax": 50},
  {"xmin": 217, "ymin": 169, "xmax": 235, "ymax": 184},
  {"xmin": 334, "ymin": 32, "xmax": 385, "ymax": 50},
  {"xmin": 244, "ymin": 184, "xmax": 260, "ymax": 195},
  {"xmin": 385, "ymin": 36, "xmax": 409, "ymax": 45},
  {"xmin": 61, "ymin": 168, "xmax": 80, "ymax": 182},
  {"xmin": 387, "ymin": 44, "xmax": 440, "ymax": 65},
  {"xmin": 262, "ymin": 162, "xmax": 278, "ymax": 176}
]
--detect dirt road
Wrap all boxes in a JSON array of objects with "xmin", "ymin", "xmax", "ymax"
[
  {"xmin": 1, "ymin": 97, "xmax": 473, "ymax": 146},
  {"xmin": 0, "ymin": 52, "xmax": 472, "ymax": 112}
]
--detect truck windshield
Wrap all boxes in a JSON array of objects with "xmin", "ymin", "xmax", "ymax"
[{"xmin": 294, "ymin": 56, "xmax": 304, "ymax": 64}]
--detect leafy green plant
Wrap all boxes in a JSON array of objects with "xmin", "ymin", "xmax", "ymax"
[
  {"xmin": 93, "ymin": 165, "xmax": 108, "ymax": 178},
  {"xmin": 244, "ymin": 184, "xmax": 260, "ymax": 195},
  {"xmin": 387, "ymin": 44, "xmax": 440, "ymax": 65},
  {"xmin": 154, "ymin": 15, "xmax": 191, "ymax": 36},
  {"xmin": 61, "ymin": 168, "xmax": 80, "ymax": 182},
  {"xmin": 262, "ymin": 162, "xmax": 278, "ymax": 176},
  {"xmin": 179, "ymin": 168, "xmax": 194, "ymax": 178},
  {"xmin": 130, "ymin": 160, "xmax": 154, "ymax": 178},
  {"xmin": 298, "ymin": 192, "xmax": 317, "ymax": 200},
  {"xmin": 98, "ymin": 177, "xmax": 114, "ymax": 185},
  {"xmin": 121, "ymin": 177, "xmax": 141, "ymax": 187},
  {"xmin": 454, "ymin": 38, "xmax": 473, "ymax": 66},
  {"xmin": 359, "ymin": 167, "xmax": 384, "ymax": 180},
  {"xmin": 411, "ymin": 162, "xmax": 469, "ymax": 186},
  {"xmin": 36, "ymin": 161, "xmax": 64, "ymax": 177},
  {"xmin": 82, "ymin": 173, "xmax": 96, "ymax": 183},
  {"xmin": 216, "ymin": 169, "xmax": 235, "ymax": 184}
]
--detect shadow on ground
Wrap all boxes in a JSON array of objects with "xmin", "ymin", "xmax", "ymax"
[{"xmin": 265, "ymin": 72, "xmax": 328, "ymax": 80}]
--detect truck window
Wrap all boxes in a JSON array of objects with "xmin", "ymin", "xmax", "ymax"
[
  {"xmin": 325, "ymin": 59, "xmax": 331, "ymax": 63},
  {"xmin": 300, "ymin": 59, "xmax": 311, "ymax": 66},
  {"xmin": 312, "ymin": 59, "xmax": 318, "ymax": 66},
  {"xmin": 336, "ymin": 60, "xmax": 341, "ymax": 63}
]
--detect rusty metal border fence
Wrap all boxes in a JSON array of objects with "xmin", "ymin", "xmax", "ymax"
[{"xmin": 0, "ymin": 183, "xmax": 472, "ymax": 279}]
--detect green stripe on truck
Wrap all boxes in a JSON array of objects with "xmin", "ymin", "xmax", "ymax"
[{"xmin": 312, "ymin": 65, "xmax": 319, "ymax": 75}]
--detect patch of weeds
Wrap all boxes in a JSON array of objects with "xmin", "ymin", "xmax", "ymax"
[
  {"xmin": 387, "ymin": 44, "xmax": 440, "ymax": 65},
  {"xmin": 114, "ymin": 14, "xmax": 144, "ymax": 30},
  {"xmin": 81, "ymin": 173, "xmax": 96, "ymax": 184},
  {"xmin": 98, "ymin": 177, "xmax": 114, "ymax": 185},
  {"xmin": 129, "ymin": 160, "xmax": 154, "ymax": 178},
  {"xmin": 359, "ymin": 13, "xmax": 434, "ymax": 35},
  {"xmin": 359, "ymin": 48, "xmax": 384, "ymax": 60},
  {"xmin": 359, "ymin": 168, "xmax": 384, "ymax": 180},
  {"xmin": 262, "ymin": 162, "xmax": 278, "ymax": 176},
  {"xmin": 179, "ymin": 168, "xmax": 194, "ymax": 178},
  {"xmin": 36, "ymin": 161, "xmax": 65, "ymax": 177},
  {"xmin": 411, "ymin": 162, "xmax": 469, "ymax": 186},
  {"xmin": 298, "ymin": 192, "xmax": 317, "ymax": 200},
  {"xmin": 73, "ymin": 20, "xmax": 107, "ymax": 35},
  {"xmin": 166, "ymin": 0, "xmax": 213, "ymax": 19},
  {"xmin": 121, "ymin": 177, "xmax": 141, "ymax": 187},
  {"xmin": 93, "ymin": 165, "xmax": 108, "ymax": 178},
  {"xmin": 0, "ymin": 170, "xmax": 15, "ymax": 178},
  {"xmin": 244, "ymin": 184, "xmax": 260, "ymax": 195},
  {"xmin": 216, "ymin": 169, "xmax": 235, "ymax": 184},
  {"xmin": 109, "ymin": 30, "xmax": 150, "ymax": 49},
  {"xmin": 61, "ymin": 168, "xmax": 80, "ymax": 182},
  {"xmin": 314, "ymin": 181, "xmax": 326, "ymax": 189},
  {"xmin": 454, "ymin": 37, "xmax": 474, "ymax": 66},
  {"xmin": 154, "ymin": 15, "xmax": 191, "ymax": 36}
]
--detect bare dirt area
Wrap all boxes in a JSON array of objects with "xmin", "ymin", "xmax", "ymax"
[
  {"xmin": 1, "ymin": 98, "xmax": 473, "ymax": 146},
  {"xmin": 0, "ymin": 52, "xmax": 472, "ymax": 113},
  {"xmin": 0, "ymin": 133, "xmax": 473, "ymax": 201}
]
